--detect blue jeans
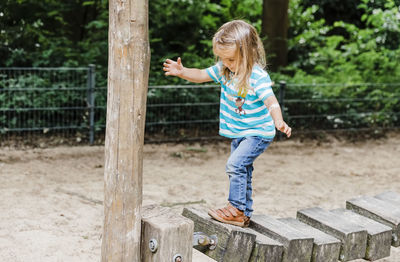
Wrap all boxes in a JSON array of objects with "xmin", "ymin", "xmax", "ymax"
[{"xmin": 226, "ymin": 136, "xmax": 272, "ymax": 217}]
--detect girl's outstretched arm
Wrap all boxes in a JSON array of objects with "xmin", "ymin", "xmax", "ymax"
[
  {"xmin": 163, "ymin": 57, "xmax": 212, "ymax": 83},
  {"xmin": 264, "ymin": 95, "xmax": 292, "ymax": 137}
]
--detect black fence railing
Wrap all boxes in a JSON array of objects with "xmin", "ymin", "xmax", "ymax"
[
  {"xmin": 282, "ymin": 82, "xmax": 400, "ymax": 136},
  {"xmin": 0, "ymin": 66, "xmax": 96, "ymax": 145},
  {"xmin": 0, "ymin": 67, "xmax": 399, "ymax": 145}
]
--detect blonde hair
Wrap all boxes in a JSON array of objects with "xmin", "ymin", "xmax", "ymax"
[{"xmin": 212, "ymin": 20, "xmax": 266, "ymax": 97}]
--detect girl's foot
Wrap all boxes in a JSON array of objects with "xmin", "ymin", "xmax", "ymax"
[
  {"xmin": 244, "ymin": 216, "xmax": 251, "ymax": 227},
  {"xmin": 208, "ymin": 203, "xmax": 248, "ymax": 227}
]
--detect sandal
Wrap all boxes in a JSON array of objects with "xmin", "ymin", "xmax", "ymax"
[
  {"xmin": 208, "ymin": 203, "xmax": 248, "ymax": 227},
  {"xmin": 244, "ymin": 216, "xmax": 251, "ymax": 227}
]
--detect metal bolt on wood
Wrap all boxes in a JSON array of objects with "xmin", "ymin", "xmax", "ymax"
[
  {"xmin": 149, "ymin": 239, "xmax": 158, "ymax": 253},
  {"xmin": 193, "ymin": 232, "xmax": 217, "ymax": 250},
  {"xmin": 173, "ymin": 254, "xmax": 182, "ymax": 262}
]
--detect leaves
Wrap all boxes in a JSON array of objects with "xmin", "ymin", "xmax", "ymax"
[{"xmin": 1, "ymin": 0, "xmax": 399, "ymax": 133}]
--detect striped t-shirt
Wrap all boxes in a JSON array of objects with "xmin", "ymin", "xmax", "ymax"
[{"xmin": 206, "ymin": 62, "xmax": 276, "ymax": 139}]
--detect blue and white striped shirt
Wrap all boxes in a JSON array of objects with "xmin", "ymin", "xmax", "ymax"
[{"xmin": 206, "ymin": 62, "xmax": 276, "ymax": 139}]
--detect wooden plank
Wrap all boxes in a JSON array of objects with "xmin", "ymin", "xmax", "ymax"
[
  {"xmin": 279, "ymin": 217, "xmax": 341, "ymax": 262},
  {"xmin": 346, "ymin": 195, "xmax": 400, "ymax": 246},
  {"xmin": 331, "ymin": 208, "xmax": 392, "ymax": 261},
  {"xmin": 245, "ymin": 228, "xmax": 284, "ymax": 262},
  {"xmin": 101, "ymin": 0, "xmax": 150, "ymax": 261},
  {"xmin": 375, "ymin": 191, "xmax": 400, "ymax": 207},
  {"xmin": 141, "ymin": 205, "xmax": 194, "ymax": 262},
  {"xmin": 250, "ymin": 214, "xmax": 314, "ymax": 262},
  {"xmin": 297, "ymin": 207, "xmax": 368, "ymax": 261},
  {"xmin": 182, "ymin": 208, "xmax": 256, "ymax": 262},
  {"xmin": 193, "ymin": 249, "xmax": 217, "ymax": 262}
]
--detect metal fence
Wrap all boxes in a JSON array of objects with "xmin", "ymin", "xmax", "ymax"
[
  {"xmin": 93, "ymin": 84, "xmax": 221, "ymax": 143},
  {"xmin": 0, "ymin": 66, "xmax": 96, "ymax": 145},
  {"xmin": 281, "ymin": 82, "xmax": 400, "ymax": 137},
  {"xmin": 1, "ymin": 67, "xmax": 399, "ymax": 145}
]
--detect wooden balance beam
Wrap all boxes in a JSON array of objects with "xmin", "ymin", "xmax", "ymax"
[{"xmin": 181, "ymin": 191, "xmax": 400, "ymax": 262}]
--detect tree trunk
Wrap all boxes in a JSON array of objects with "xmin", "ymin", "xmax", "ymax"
[
  {"xmin": 261, "ymin": 0, "xmax": 289, "ymax": 71},
  {"xmin": 101, "ymin": 0, "xmax": 150, "ymax": 261}
]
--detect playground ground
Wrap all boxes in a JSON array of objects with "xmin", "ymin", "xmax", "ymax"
[{"xmin": 0, "ymin": 133, "xmax": 399, "ymax": 262}]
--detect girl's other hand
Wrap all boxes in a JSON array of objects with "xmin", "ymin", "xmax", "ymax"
[
  {"xmin": 163, "ymin": 57, "xmax": 184, "ymax": 77},
  {"xmin": 275, "ymin": 120, "xmax": 292, "ymax": 138}
]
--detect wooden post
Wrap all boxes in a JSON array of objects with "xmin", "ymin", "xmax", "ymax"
[
  {"xmin": 141, "ymin": 205, "xmax": 194, "ymax": 261},
  {"xmin": 101, "ymin": 0, "xmax": 150, "ymax": 261}
]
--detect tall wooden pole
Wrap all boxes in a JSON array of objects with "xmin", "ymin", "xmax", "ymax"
[{"xmin": 101, "ymin": 0, "xmax": 150, "ymax": 261}]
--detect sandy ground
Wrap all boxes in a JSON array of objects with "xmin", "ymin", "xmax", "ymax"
[{"xmin": 1, "ymin": 133, "xmax": 400, "ymax": 262}]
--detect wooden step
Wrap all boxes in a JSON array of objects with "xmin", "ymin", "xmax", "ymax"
[
  {"xmin": 244, "ymin": 228, "xmax": 284, "ymax": 262},
  {"xmin": 331, "ymin": 208, "xmax": 392, "ymax": 261},
  {"xmin": 250, "ymin": 214, "xmax": 314, "ymax": 262},
  {"xmin": 346, "ymin": 195, "xmax": 400, "ymax": 246},
  {"xmin": 278, "ymin": 217, "xmax": 341, "ymax": 262},
  {"xmin": 182, "ymin": 208, "xmax": 255, "ymax": 262},
  {"xmin": 297, "ymin": 207, "xmax": 368, "ymax": 261},
  {"xmin": 141, "ymin": 205, "xmax": 194, "ymax": 262},
  {"xmin": 375, "ymin": 191, "xmax": 400, "ymax": 207},
  {"xmin": 193, "ymin": 248, "xmax": 217, "ymax": 262}
]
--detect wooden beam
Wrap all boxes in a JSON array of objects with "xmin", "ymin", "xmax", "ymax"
[
  {"xmin": 246, "ymin": 228, "xmax": 284, "ymax": 262},
  {"xmin": 375, "ymin": 191, "xmax": 400, "ymax": 207},
  {"xmin": 182, "ymin": 208, "xmax": 256, "ymax": 262},
  {"xmin": 331, "ymin": 208, "xmax": 392, "ymax": 261},
  {"xmin": 297, "ymin": 207, "xmax": 367, "ymax": 261},
  {"xmin": 346, "ymin": 195, "xmax": 400, "ymax": 247},
  {"xmin": 101, "ymin": 0, "xmax": 150, "ymax": 261},
  {"xmin": 141, "ymin": 205, "xmax": 194, "ymax": 261},
  {"xmin": 250, "ymin": 214, "xmax": 314, "ymax": 262},
  {"xmin": 278, "ymin": 217, "xmax": 341, "ymax": 262},
  {"xmin": 193, "ymin": 249, "xmax": 217, "ymax": 261}
]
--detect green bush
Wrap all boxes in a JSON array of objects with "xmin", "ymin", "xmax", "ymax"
[{"xmin": 1, "ymin": 0, "xmax": 399, "ymax": 139}]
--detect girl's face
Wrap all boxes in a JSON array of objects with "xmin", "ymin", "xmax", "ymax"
[{"xmin": 214, "ymin": 46, "xmax": 238, "ymax": 73}]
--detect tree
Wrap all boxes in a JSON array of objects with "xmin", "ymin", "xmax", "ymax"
[{"xmin": 261, "ymin": 0, "xmax": 289, "ymax": 71}]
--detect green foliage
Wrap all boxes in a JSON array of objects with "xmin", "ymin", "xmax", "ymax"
[
  {"xmin": 275, "ymin": 0, "xmax": 400, "ymax": 130},
  {"xmin": 0, "ymin": 70, "xmax": 90, "ymax": 133},
  {"xmin": 1, "ymin": 0, "xmax": 399, "ymax": 136},
  {"xmin": 286, "ymin": 0, "xmax": 400, "ymax": 82},
  {"xmin": 148, "ymin": 0, "xmax": 262, "ymax": 85},
  {"xmin": 0, "ymin": 0, "xmax": 109, "ymax": 86}
]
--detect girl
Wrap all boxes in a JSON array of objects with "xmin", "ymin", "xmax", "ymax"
[{"xmin": 163, "ymin": 20, "xmax": 291, "ymax": 227}]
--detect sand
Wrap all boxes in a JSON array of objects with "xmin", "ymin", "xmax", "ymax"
[{"xmin": 0, "ymin": 133, "xmax": 399, "ymax": 261}]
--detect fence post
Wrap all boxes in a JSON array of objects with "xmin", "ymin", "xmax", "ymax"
[
  {"xmin": 87, "ymin": 64, "xmax": 95, "ymax": 145},
  {"xmin": 278, "ymin": 81, "xmax": 286, "ymax": 140}
]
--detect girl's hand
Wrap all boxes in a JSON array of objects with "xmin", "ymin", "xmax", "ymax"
[
  {"xmin": 275, "ymin": 120, "xmax": 292, "ymax": 138},
  {"xmin": 163, "ymin": 57, "xmax": 184, "ymax": 77}
]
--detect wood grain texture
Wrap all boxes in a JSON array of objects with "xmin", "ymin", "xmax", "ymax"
[
  {"xmin": 250, "ymin": 214, "xmax": 313, "ymax": 262},
  {"xmin": 346, "ymin": 195, "xmax": 400, "ymax": 247},
  {"xmin": 182, "ymin": 208, "xmax": 256, "ymax": 262},
  {"xmin": 331, "ymin": 208, "xmax": 392, "ymax": 261},
  {"xmin": 278, "ymin": 217, "xmax": 341, "ymax": 262},
  {"xmin": 101, "ymin": 0, "xmax": 150, "ymax": 261},
  {"xmin": 141, "ymin": 205, "xmax": 194, "ymax": 262},
  {"xmin": 297, "ymin": 207, "xmax": 367, "ymax": 261}
]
